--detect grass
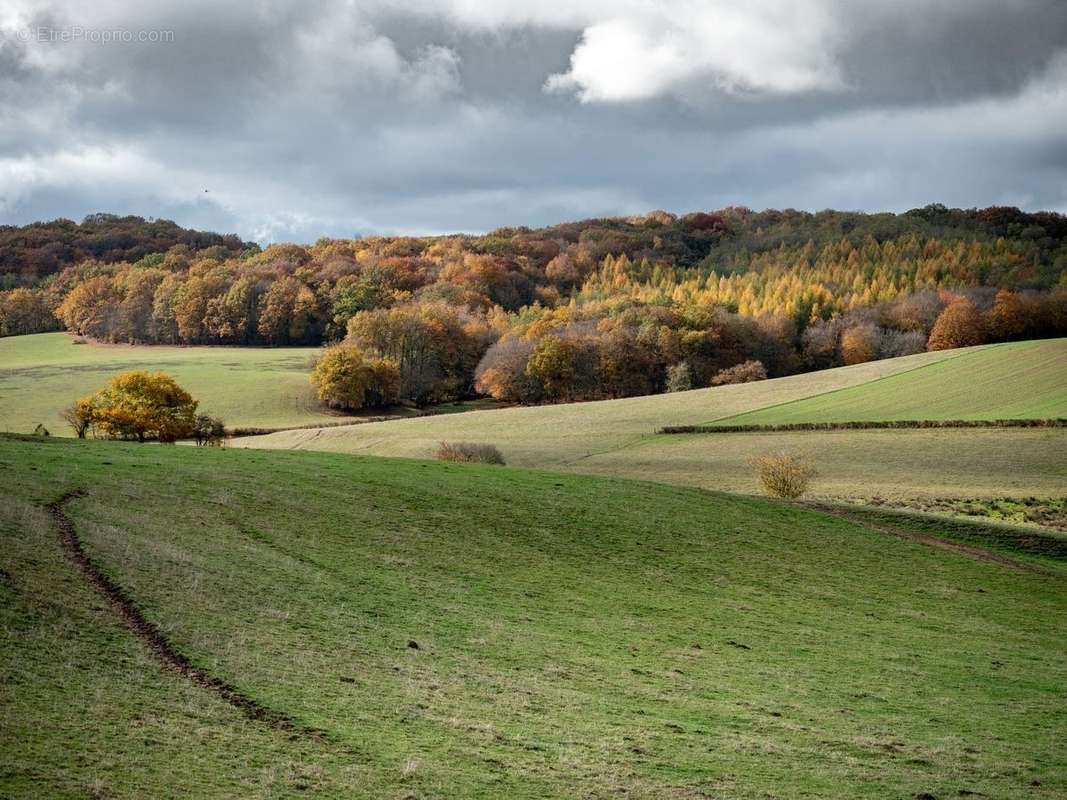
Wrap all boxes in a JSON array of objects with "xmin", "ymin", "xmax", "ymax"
[
  {"xmin": 233, "ymin": 340, "xmax": 1067, "ymax": 509},
  {"xmin": 232, "ymin": 344, "xmax": 976, "ymax": 465},
  {"xmin": 717, "ymin": 339, "xmax": 1067, "ymax": 426},
  {"xmin": 2, "ymin": 434, "xmax": 1065, "ymax": 798},
  {"xmin": 579, "ymin": 427, "xmax": 1067, "ymax": 500},
  {"xmin": 0, "ymin": 332, "xmax": 337, "ymax": 434}
]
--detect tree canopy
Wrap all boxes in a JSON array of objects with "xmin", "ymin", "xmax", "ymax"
[
  {"xmin": 6, "ymin": 205, "xmax": 1067, "ymax": 408},
  {"xmin": 68, "ymin": 371, "xmax": 199, "ymax": 442}
]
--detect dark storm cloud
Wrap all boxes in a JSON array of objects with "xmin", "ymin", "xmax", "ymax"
[{"xmin": 0, "ymin": 0, "xmax": 1065, "ymax": 242}]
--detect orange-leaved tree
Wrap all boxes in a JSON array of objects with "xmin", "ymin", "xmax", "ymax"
[
  {"xmin": 927, "ymin": 299, "xmax": 987, "ymax": 351},
  {"xmin": 82, "ymin": 371, "xmax": 199, "ymax": 442}
]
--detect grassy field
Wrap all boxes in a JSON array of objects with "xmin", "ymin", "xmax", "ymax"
[
  {"xmin": 0, "ymin": 332, "xmax": 335, "ymax": 434},
  {"xmin": 717, "ymin": 338, "xmax": 1067, "ymax": 426},
  {"xmin": 579, "ymin": 427, "xmax": 1067, "ymax": 500},
  {"xmin": 232, "ymin": 345, "xmax": 981, "ymax": 464},
  {"xmin": 3, "ymin": 434, "xmax": 1065, "ymax": 798},
  {"xmin": 234, "ymin": 340, "xmax": 1067, "ymax": 505},
  {"xmin": 2, "ymin": 333, "xmax": 973, "ymax": 440}
]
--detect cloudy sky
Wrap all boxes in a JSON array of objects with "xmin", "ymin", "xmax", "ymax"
[{"xmin": 1, "ymin": 1, "xmax": 1066, "ymax": 242}]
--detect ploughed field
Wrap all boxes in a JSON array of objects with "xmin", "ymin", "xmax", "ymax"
[{"xmin": 2, "ymin": 435, "xmax": 1065, "ymax": 798}]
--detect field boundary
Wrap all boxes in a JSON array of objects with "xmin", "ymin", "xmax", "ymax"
[
  {"xmin": 804, "ymin": 501, "xmax": 1066, "ymax": 575},
  {"xmin": 697, "ymin": 345, "xmax": 982, "ymax": 428},
  {"xmin": 659, "ymin": 418, "xmax": 1067, "ymax": 434},
  {"xmin": 46, "ymin": 489, "xmax": 323, "ymax": 737}
]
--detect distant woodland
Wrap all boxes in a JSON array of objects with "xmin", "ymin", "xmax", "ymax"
[{"xmin": 2, "ymin": 206, "xmax": 1065, "ymax": 406}]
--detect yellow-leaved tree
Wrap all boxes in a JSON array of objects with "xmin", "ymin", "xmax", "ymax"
[
  {"xmin": 310, "ymin": 345, "xmax": 401, "ymax": 411},
  {"xmin": 76, "ymin": 371, "xmax": 199, "ymax": 442}
]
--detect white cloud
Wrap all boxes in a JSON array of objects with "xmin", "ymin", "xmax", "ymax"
[
  {"xmin": 544, "ymin": 2, "xmax": 844, "ymax": 102},
  {"xmin": 291, "ymin": 7, "xmax": 460, "ymax": 101}
]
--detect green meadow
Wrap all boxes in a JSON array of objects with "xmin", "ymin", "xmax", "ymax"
[
  {"xmin": 3, "ymin": 435, "xmax": 1065, "ymax": 798},
  {"xmin": 0, "ymin": 332, "xmax": 330, "ymax": 434},
  {"xmin": 234, "ymin": 339, "xmax": 1067, "ymax": 504},
  {"xmin": 717, "ymin": 338, "xmax": 1067, "ymax": 426}
]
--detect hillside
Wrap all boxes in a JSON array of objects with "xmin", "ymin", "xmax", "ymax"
[
  {"xmin": 0, "ymin": 333, "xmax": 332, "ymax": 434},
  {"xmin": 235, "ymin": 339, "xmax": 1067, "ymax": 502},
  {"xmin": 234, "ymin": 347, "xmax": 974, "ymax": 463},
  {"xmin": 717, "ymin": 338, "xmax": 1067, "ymax": 425},
  {"xmin": 3, "ymin": 435, "xmax": 1065, "ymax": 798},
  {"xmin": 0, "ymin": 213, "xmax": 253, "ymax": 283},
  {"xmin": 5, "ymin": 206, "xmax": 1065, "ymax": 412}
]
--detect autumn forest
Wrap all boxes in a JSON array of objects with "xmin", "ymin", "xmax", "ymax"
[{"xmin": 2, "ymin": 205, "xmax": 1065, "ymax": 408}]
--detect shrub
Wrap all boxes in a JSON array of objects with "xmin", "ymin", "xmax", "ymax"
[
  {"xmin": 193, "ymin": 414, "xmax": 226, "ymax": 446},
  {"xmin": 710, "ymin": 360, "xmax": 767, "ymax": 386},
  {"xmin": 751, "ymin": 451, "xmax": 816, "ymax": 499},
  {"xmin": 433, "ymin": 442, "xmax": 506, "ymax": 465},
  {"xmin": 61, "ymin": 397, "xmax": 96, "ymax": 438},
  {"xmin": 665, "ymin": 361, "xmax": 694, "ymax": 392}
]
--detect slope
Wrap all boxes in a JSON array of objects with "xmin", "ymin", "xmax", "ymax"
[
  {"xmin": 717, "ymin": 338, "xmax": 1067, "ymax": 426},
  {"xmin": 233, "ymin": 345, "xmax": 977, "ymax": 465},
  {"xmin": 0, "ymin": 332, "xmax": 331, "ymax": 433},
  {"xmin": 2, "ymin": 435, "xmax": 1065, "ymax": 798}
]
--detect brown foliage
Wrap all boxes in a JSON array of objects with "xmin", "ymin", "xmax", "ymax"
[
  {"xmin": 987, "ymin": 289, "xmax": 1027, "ymax": 340},
  {"xmin": 710, "ymin": 360, "xmax": 768, "ymax": 386},
  {"xmin": 839, "ymin": 324, "xmax": 880, "ymax": 365},
  {"xmin": 751, "ymin": 452, "xmax": 816, "ymax": 499},
  {"xmin": 927, "ymin": 299, "xmax": 988, "ymax": 351},
  {"xmin": 433, "ymin": 441, "xmax": 506, "ymax": 465}
]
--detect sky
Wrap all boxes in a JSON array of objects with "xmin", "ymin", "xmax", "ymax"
[{"xmin": 1, "ymin": 0, "xmax": 1066, "ymax": 243}]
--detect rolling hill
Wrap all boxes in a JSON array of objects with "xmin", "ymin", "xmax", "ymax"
[
  {"xmin": 234, "ymin": 339, "xmax": 1067, "ymax": 501},
  {"xmin": 0, "ymin": 332, "xmax": 332, "ymax": 434},
  {"xmin": 716, "ymin": 338, "xmax": 1067, "ymax": 426},
  {"xmin": 3, "ymin": 434, "xmax": 1065, "ymax": 798}
]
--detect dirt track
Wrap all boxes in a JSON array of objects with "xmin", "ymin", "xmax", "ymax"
[{"xmin": 47, "ymin": 489, "xmax": 321, "ymax": 737}]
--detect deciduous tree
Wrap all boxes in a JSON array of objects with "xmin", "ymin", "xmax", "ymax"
[
  {"xmin": 87, "ymin": 371, "xmax": 198, "ymax": 442},
  {"xmin": 927, "ymin": 299, "xmax": 987, "ymax": 351},
  {"xmin": 310, "ymin": 345, "xmax": 400, "ymax": 411}
]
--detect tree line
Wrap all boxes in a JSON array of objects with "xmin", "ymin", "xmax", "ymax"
[{"xmin": 2, "ymin": 205, "xmax": 1066, "ymax": 408}]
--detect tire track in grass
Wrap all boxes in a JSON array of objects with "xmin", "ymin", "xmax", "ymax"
[
  {"xmin": 47, "ymin": 489, "xmax": 325, "ymax": 738},
  {"xmin": 807, "ymin": 501, "xmax": 1059, "ymax": 576}
]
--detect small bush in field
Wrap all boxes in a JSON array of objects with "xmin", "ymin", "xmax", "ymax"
[
  {"xmin": 751, "ymin": 451, "xmax": 816, "ymax": 498},
  {"xmin": 193, "ymin": 414, "xmax": 226, "ymax": 446},
  {"xmin": 710, "ymin": 360, "xmax": 767, "ymax": 386},
  {"xmin": 433, "ymin": 442, "xmax": 506, "ymax": 465}
]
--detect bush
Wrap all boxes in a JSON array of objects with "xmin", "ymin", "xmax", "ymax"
[
  {"xmin": 433, "ymin": 442, "xmax": 506, "ymax": 465},
  {"xmin": 751, "ymin": 451, "xmax": 816, "ymax": 499},
  {"xmin": 665, "ymin": 361, "xmax": 694, "ymax": 392},
  {"xmin": 61, "ymin": 397, "xmax": 96, "ymax": 438},
  {"xmin": 193, "ymin": 414, "xmax": 226, "ymax": 446},
  {"xmin": 710, "ymin": 360, "xmax": 767, "ymax": 386}
]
